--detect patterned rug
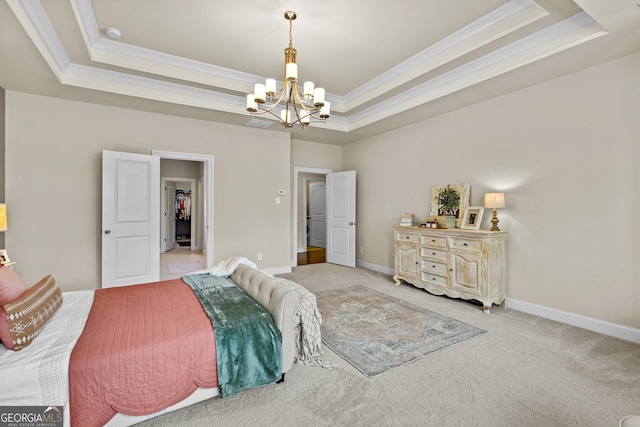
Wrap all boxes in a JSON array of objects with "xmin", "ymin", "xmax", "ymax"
[{"xmin": 316, "ymin": 285, "xmax": 486, "ymax": 377}]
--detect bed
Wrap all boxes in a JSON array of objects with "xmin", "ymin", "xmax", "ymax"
[{"xmin": 0, "ymin": 257, "xmax": 324, "ymax": 427}]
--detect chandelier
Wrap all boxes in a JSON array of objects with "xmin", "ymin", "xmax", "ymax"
[{"xmin": 246, "ymin": 11, "xmax": 330, "ymax": 129}]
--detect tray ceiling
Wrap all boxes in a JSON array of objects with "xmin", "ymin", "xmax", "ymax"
[{"xmin": 1, "ymin": 0, "xmax": 639, "ymax": 144}]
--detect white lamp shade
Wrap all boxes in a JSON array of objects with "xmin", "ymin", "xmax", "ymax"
[
  {"xmin": 484, "ymin": 193, "xmax": 505, "ymax": 209},
  {"xmin": 265, "ymin": 79, "xmax": 276, "ymax": 95},
  {"xmin": 320, "ymin": 101, "xmax": 330, "ymax": 118},
  {"xmin": 246, "ymin": 94, "xmax": 257, "ymax": 111},
  {"xmin": 313, "ymin": 88, "xmax": 325, "ymax": 106},
  {"xmin": 303, "ymin": 81, "xmax": 314, "ymax": 98},
  {"xmin": 285, "ymin": 63, "xmax": 297, "ymax": 81},
  {"xmin": 254, "ymin": 84, "xmax": 266, "ymax": 103}
]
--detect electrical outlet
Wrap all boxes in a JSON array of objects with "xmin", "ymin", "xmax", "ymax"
[
  {"xmin": 257, "ymin": 253, "xmax": 263, "ymax": 261},
  {"xmin": 360, "ymin": 246, "xmax": 364, "ymax": 254}
]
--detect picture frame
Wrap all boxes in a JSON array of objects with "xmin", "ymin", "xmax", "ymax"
[
  {"xmin": 0, "ymin": 249, "xmax": 10, "ymax": 265},
  {"xmin": 461, "ymin": 206, "xmax": 484, "ymax": 230}
]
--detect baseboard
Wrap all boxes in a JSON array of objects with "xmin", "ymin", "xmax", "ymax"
[
  {"xmin": 353, "ymin": 262, "xmax": 640, "ymax": 344},
  {"xmin": 507, "ymin": 298, "xmax": 640, "ymax": 344},
  {"xmin": 356, "ymin": 259, "xmax": 395, "ymax": 276}
]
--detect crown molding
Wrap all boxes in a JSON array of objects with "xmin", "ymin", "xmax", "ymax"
[
  {"xmin": 8, "ymin": 0, "xmax": 607, "ymax": 134},
  {"xmin": 347, "ymin": 13, "xmax": 607, "ymax": 131}
]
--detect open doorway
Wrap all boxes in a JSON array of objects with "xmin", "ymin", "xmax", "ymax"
[
  {"xmin": 293, "ymin": 168, "xmax": 357, "ymax": 269},
  {"xmin": 293, "ymin": 167, "xmax": 332, "ymax": 267},
  {"xmin": 299, "ymin": 175, "xmax": 327, "ymax": 265},
  {"xmin": 153, "ymin": 151, "xmax": 214, "ymax": 281}
]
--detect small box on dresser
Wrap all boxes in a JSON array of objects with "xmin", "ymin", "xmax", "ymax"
[{"xmin": 393, "ymin": 226, "xmax": 507, "ymax": 313}]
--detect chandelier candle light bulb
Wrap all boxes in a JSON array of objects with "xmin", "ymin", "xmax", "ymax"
[
  {"xmin": 254, "ymin": 84, "xmax": 266, "ymax": 103},
  {"xmin": 303, "ymin": 82, "xmax": 314, "ymax": 98},
  {"xmin": 246, "ymin": 10, "xmax": 330, "ymax": 129},
  {"xmin": 266, "ymin": 79, "xmax": 276, "ymax": 97}
]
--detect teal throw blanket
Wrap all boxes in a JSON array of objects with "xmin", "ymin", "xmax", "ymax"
[{"xmin": 182, "ymin": 274, "xmax": 282, "ymax": 397}]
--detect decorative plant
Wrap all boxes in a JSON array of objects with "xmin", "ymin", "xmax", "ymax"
[{"xmin": 437, "ymin": 185, "xmax": 460, "ymax": 216}]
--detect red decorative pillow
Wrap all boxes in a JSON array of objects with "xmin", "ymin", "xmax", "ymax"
[
  {"xmin": 0, "ymin": 275, "xmax": 63, "ymax": 350},
  {"xmin": 0, "ymin": 266, "xmax": 28, "ymax": 306}
]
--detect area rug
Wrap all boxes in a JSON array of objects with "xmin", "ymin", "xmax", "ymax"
[
  {"xmin": 315, "ymin": 285, "xmax": 486, "ymax": 377},
  {"xmin": 167, "ymin": 261, "xmax": 204, "ymax": 275}
]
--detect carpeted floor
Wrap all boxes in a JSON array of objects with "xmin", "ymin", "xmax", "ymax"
[
  {"xmin": 137, "ymin": 263, "xmax": 640, "ymax": 427},
  {"xmin": 317, "ymin": 285, "xmax": 486, "ymax": 377}
]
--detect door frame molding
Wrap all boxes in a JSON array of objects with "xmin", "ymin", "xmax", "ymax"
[
  {"xmin": 292, "ymin": 166, "xmax": 332, "ymax": 267},
  {"xmin": 160, "ymin": 177, "xmax": 196, "ymax": 253},
  {"xmin": 153, "ymin": 150, "xmax": 214, "ymax": 269}
]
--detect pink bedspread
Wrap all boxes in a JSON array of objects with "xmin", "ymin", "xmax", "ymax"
[{"xmin": 69, "ymin": 279, "xmax": 217, "ymax": 427}]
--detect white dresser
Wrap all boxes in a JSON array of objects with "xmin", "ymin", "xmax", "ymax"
[{"xmin": 393, "ymin": 226, "xmax": 507, "ymax": 312}]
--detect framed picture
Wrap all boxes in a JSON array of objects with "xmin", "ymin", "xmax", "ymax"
[
  {"xmin": 429, "ymin": 184, "xmax": 470, "ymax": 228},
  {"xmin": 461, "ymin": 206, "xmax": 484, "ymax": 230},
  {"xmin": 0, "ymin": 249, "xmax": 10, "ymax": 264}
]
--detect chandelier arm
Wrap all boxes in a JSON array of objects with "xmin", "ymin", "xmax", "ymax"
[{"xmin": 249, "ymin": 82, "xmax": 289, "ymax": 117}]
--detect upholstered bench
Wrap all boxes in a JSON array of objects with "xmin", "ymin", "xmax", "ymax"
[{"xmin": 621, "ymin": 416, "xmax": 640, "ymax": 427}]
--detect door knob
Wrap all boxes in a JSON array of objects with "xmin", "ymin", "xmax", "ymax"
[
  {"xmin": 104, "ymin": 230, "xmax": 111, "ymax": 234},
  {"xmin": 349, "ymin": 222, "xmax": 354, "ymax": 225}
]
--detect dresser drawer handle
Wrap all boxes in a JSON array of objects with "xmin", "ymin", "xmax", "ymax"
[
  {"xmin": 432, "ymin": 252, "xmax": 436, "ymax": 255},
  {"xmin": 432, "ymin": 265, "xmax": 436, "ymax": 268},
  {"xmin": 463, "ymin": 243, "xmax": 467, "ymax": 246},
  {"xmin": 406, "ymin": 236, "xmax": 410, "ymax": 239}
]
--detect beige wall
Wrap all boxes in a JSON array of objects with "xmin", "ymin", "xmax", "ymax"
[
  {"xmin": 5, "ymin": 92, "xmax": 291, "ymax": 291},
  {"xmin": 0, "ymin": 87, "xmax": 4, "ymax": 249},
  {"xmin": 3, "ymin": 51, "xmax": 638, "ymax": 331},
  {"xmin": 344, "ymin": 51, "xmax": 640, "ymax": 329},
  {"xmin": 291, "ymin": 139, "xmax": 342, "ymax": 171},
  {"xmin": 161, "ymin": 159, "xmax": 200, "ymax": 179}
]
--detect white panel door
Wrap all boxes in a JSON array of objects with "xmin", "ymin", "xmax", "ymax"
[
  {"xmin": 309, "ymin": 182, "xmax": 326, "ymax": 248},
  {"xmin": 164, "ymin": 182, "xmax": 176, "ymax": 252},
  {"xmin": 326, "ymin": 171, "xmax": 356, "ymax": 267},
  {"xmin": 102, "ymin": 151, "xmax": 160, "ymax": 288}
]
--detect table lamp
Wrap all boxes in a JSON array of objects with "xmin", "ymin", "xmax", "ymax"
[
  {"xmin": 0, "ymin": 204, "xmax": 6, "ymax": 232},
  {"xmin": 484, "ymin": 193, "xmax": 505, "ymax": 231}
]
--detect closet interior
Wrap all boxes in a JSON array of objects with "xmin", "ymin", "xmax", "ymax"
[{"xmin": 175, "ymin": 188, "xmax": 191, "ymax": 246}]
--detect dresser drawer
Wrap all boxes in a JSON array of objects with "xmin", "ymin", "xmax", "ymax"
[
  {"xmin": 421, "ymin": 235, "xmax": 447, "ymax": 248},
  {"xmin": 421, "ymin": 272, "xmax": 448, "ymax": 286},
  {"xmin": 450, "ymin": 238, "xmax": 482, "ymax": 252},
  {"xmin": 421, "ymin": 247, "xmax": 447, "ymax": 262},
  {"xmin": 421, "ymin": 260, "xmax": 448, "ymax": 276},
  {"xmin": 397, "ymin": 231, "xmax": 419, "ymax": 243}
]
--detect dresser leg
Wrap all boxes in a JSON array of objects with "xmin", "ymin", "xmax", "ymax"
[
  {"xmin": 483, "ymin": 304, "xmax": 491, "ymax": 314},
  {"xmin": 392, "ymin": 276, "xmax": 401, "ymax": 286}
]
